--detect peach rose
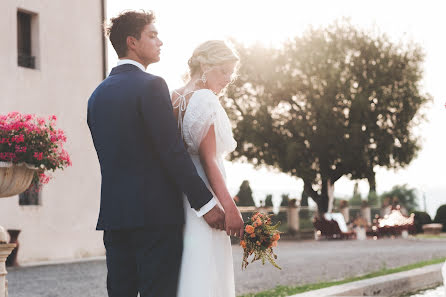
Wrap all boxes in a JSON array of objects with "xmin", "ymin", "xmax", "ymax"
[
  {"xmin": 245, "ymin": 225, "xmax": 255, "ymax": 234},
  {"xmin": 255, "ymin": 218, "xmax": 262, "ymax": 226}
]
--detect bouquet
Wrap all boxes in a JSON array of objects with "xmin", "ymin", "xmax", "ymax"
[
  {"xmin": 240, "ymin": 212, "xmax": 281, "ymax": 270},
  {"xmin": 0, "ymin": 112, "xmax": 72, "ymax": 188}
]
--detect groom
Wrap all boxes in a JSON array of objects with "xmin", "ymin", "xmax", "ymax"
[{"xmin": 87, "ymin": 10, "xmax": 225, "ymax": 297}]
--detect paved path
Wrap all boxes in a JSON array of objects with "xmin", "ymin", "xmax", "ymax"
[{"xmin": 6, "ymin": 238, "xmax": 446, "ymax": 297}]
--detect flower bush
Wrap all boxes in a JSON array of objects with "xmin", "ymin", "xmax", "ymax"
[
  {"xmin": 240, "ymin": 212, "xmax": 281, "ymax": 270},
  {"xmin": 0, "ymin": 112, "xmax": 72, "ymax": 187}
]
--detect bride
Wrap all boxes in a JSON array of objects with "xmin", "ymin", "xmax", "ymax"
[{"xmin": 172, "ymin": 40, "xmax": 244, "ymax": 297}]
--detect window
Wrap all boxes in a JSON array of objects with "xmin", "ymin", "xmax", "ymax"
[
  {"xmin": 17, "ymin": 11, "xmax": 36, "ymax": 69},
  {"xmin": 19, "ymin": 183, "xmax": 41, "ymax": 206}
]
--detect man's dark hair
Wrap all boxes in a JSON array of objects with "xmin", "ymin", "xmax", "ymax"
[{"xmin": 105, "ymin": 10, "xmax": 155, "ymax": 58}]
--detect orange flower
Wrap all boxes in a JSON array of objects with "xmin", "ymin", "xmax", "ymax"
[
  {"xmin": 250, "ymin": 233, "xmax": 256, "ymax": 238},
  {"xmin": 272, "ymin": 241, "xmax": 278, "ymax": 247},
  {"xmin": 255, "ymin": 218, "xmax": 262, "ymax": 226},
  {"xmin": 245, "ymin": 225, "xmax": 255, "ymax": 234},
  {"xmin": 240, "ymin": 240, "xmax": 246, "ymax": 249},
  {"xmin": 272, "ymin": 233, "xmax": 280, "ymax": 241},
  {"xmin": 256, "ymin": 241, "xmax": 261, "ymax": 246}
]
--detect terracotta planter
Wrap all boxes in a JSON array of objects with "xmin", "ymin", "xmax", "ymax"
[
  {"xmin": 0, "ymin": 162, "xmax": 38, "ymax": 198},
  {"xmin": 422, "ymin": 223, "xmax": 443, "ymax": 235}
]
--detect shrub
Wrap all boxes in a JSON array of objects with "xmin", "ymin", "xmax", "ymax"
[
  {"xmin": 413, "ymin": 211, "xmax": 432, "ymax": 233},
  {"xmin": 434, "ymin": 205, "xmax": 446, "ymax": 232}
]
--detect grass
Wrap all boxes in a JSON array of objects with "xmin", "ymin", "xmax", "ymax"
[{"xmin": 237, "ymin": 257, "xmax": 446, "ymax": 297}]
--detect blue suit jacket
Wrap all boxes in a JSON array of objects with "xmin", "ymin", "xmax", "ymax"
[{"xmin": 87, "ymin": 64, "xmax": 213, "ymax": 230}]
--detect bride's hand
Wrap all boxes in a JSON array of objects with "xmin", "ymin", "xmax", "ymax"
[{"xmin": 224, "ymin": 206, "xmax": 244, "ymax": 239}]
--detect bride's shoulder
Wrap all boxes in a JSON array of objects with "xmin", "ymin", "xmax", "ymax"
[
  {"xmin": 189, "ymin": 89, "xmax": 218, "ymax": 111},
  {"xmin": 193, "ymin": 89, "xmax": 218, "ymax": 101}
]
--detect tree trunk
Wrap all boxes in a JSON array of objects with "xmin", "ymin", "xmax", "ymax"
[
  {"xmin": 304, "ymin": 178, "xmax": 335, "ymax": 216},
  {"xmin": 301, "ymin": 191, "xmax": 309, "ymax": 207},
  {"xmin": 368, "ymin": 172, "xmax": 376, "ymax": 193}
]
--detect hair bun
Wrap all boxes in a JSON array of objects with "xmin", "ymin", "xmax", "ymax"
[{"xmin": 187, "ymin": 40, "xmax": 239, "ymax": 78}]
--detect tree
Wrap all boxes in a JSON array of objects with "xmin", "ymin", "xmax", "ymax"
[
  {"xmin": 300, "ymin": 191, "xmax": 309, "ymax": 207},
  {"xmin": 225, "ymin": 20, "xmax": 430, "ymax": 214},
  {"xmin": 235, "ymin": 180, "xmax": 255, "ymax": 206},
  {"xmin": 349, "ymin": 181, "xmax": 363, "ymax": 206},
  {"xmin": 380, "ymin": 184, "xmax": 419, "ymax": 213},
  {"xmin": 413, "ymin": 211, "xmax": 432, "ymax": 233},
  {"xmin": 367, "ymin": 191, "xmax": 379, "ymax": 207},
  {"xmin": 434, "ymin": 205, "xmax": 446, "ymax": 232},
  {"xmin": 264, "ymin": 194, "xmax": 273, "ymax": 207},
  {"xmin": 281, "ymin": 194, "xmax": 290, "ymax": 206}
]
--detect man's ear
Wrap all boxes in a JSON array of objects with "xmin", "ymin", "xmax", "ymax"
[{"xmin": 126, "ymin": 36, "xmax": 137, "ymax": 52}]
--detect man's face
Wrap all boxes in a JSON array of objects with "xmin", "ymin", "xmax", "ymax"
[{"xmin": 134, "ymin": 23, "xmax": 163, "ymax": 66}]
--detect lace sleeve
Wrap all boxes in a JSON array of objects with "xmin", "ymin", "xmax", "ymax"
[
  {"xmin": 183, "ymin": 90, "xmax": 237, "ymax": 155},
  {"xmin": 183, "ymin": 90, "xmax": 218, "ymax": 154}
]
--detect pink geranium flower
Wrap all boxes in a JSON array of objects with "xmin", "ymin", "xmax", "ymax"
[{"xmin": 0, "ymin": 112, "xmax": 71, "ymax": 187}]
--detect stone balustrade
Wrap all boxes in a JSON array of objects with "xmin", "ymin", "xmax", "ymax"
[{"xmin": 0, "ymin": 244, "xmax": 16, "ymax": 297}]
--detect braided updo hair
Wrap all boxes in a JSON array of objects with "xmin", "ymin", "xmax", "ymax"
[{"xmin": 187, "ymin": 40, "xmax": 239, "ymax": 79}]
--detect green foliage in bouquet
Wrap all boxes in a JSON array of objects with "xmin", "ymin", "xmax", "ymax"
[{"xmin": 241, "ymin": 212, "xmax": 281, "ymax": 270}]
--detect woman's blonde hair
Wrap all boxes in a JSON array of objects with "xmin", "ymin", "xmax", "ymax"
[{"xmin": 187, "ymin": 40, "xmax": 240, "ymax": 78}]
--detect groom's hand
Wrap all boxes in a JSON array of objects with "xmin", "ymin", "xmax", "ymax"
[{"xmin": 203, "ymin": 205, "xmax": 225, "ymax": 230}]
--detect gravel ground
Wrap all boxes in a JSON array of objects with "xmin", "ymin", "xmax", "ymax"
[{"xmin": 6, "ymin": 238, "xmax": 446, "ymax": 297}]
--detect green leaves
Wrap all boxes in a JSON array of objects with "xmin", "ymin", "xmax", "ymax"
[{"xmin": 225, "ymin": 20, "xmax": 430, "ymax": 212}]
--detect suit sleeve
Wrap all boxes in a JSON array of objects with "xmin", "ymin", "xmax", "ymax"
[{"xmin": 139, "ymin": 76, "xmax": 213, "ymax": 211}]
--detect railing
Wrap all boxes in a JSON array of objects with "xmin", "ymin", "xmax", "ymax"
[
  {"xmin": 238, "ymin": 206, "xmax": 381, "ymax": 233},
  {"xmin": 238, "ymin": 206, "xmax": 317, "ymax": 232}
]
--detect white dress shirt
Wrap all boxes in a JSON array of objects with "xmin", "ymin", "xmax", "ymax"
[
  {"xmin": 117, "ymin": 59, "xmax": 217, "ymax": 217},
  {"xmin": 117, "ymin": 59, "xmax": 146, "ymax": 71},
  {"xmin": 194, "ymin": 198, "xmax": 217, "ymax": 217}
]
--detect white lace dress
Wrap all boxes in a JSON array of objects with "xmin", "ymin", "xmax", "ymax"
[{"xmin": 173, "ymin": 89, "xmax": 237, "ymax": 297}]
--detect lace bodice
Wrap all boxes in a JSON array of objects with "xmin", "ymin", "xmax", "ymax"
[{"xmin": 172, "ymin": 89, "xmax": 236, "ymax": 156}]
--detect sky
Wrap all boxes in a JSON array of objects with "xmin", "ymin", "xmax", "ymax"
[{"xmin": 107, "ymin": 0, "xmax": 446, "ymax": 216}]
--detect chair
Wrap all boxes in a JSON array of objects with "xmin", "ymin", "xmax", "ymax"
[{"xmin": 313, "ymin": 213, "xmax": 356, "ymax": 240}]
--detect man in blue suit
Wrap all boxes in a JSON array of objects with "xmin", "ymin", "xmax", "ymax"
[{"xmin": 87, "ymin": 11, "xmax": 225, "ymax": 297}]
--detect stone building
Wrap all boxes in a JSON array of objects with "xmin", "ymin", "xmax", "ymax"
[{"xmin": 0, "ymin": 0, "xmax": 107, "ymax": 264}]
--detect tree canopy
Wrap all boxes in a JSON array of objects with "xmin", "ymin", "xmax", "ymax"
[
  {"xmin": 225, "ymin": 20, "xmax": 430, "ymax": 213},
  {"xmin": 235, "ymin": 180, "xmax": 255, "ymax": 206},
  {"xmin": 380, "ymin": 184, "xmax": 419, "ymax": 213}
]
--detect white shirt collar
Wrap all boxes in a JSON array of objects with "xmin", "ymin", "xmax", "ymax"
[{"xmin": 117, "ymin": 59, "xmax": 146, "ymax": 72}]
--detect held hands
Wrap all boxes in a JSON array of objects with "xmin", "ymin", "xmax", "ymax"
[
  {"xmin": 203, "ymin": 205, "xmax": 225, "ymax": 231},
  {"xmin": 224, "ymin": 205, "xmax": 244, "ymax": 239}
]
